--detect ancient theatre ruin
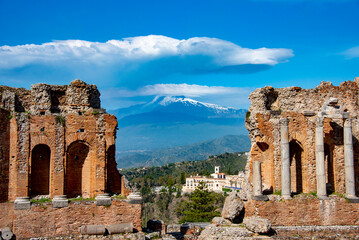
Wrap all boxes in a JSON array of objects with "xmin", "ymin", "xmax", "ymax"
[
  {"xmin": 0, "ymin": 79, "xmax": 125, "ymax": 202},
  {"xmin": 245, "ymin": 77, "xmax": 359, "ymax": 201}
]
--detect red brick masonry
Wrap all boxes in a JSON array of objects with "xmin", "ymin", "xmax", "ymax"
[
  {"xmin": 0, "ymin": 200, "xmax": 142, "ymax": 239},
  {"xmin": 245, "ymin": 197, "xmax": 359, "ymax": 226}
]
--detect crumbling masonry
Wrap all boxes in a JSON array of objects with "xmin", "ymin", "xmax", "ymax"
[
  {"xmin": 0, "ymin": 79, "xmax": 126, "ymax": 202},
  {"xmin": 245, "ymin": 77, "xmax": 359, "ymax": 201}
]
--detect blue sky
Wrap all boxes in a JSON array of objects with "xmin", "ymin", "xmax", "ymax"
[{"xmin": 0, "ymin": 0, "xmax": 359, "ymax": 109}]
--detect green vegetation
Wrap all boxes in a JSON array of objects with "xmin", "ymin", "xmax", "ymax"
[
  {"xmin": 245, "ymin": 111, "xmax": 251, "ymax": 120},
  {"xmin": 122, "ymin": 152, "xmax": 247, "ymax": 188},
  {"xmin": 8, "ymin": 114, "xmax": 12, "ymax": 119},
  {"xmin": 180, "ymin": 182, "xmax": 221, "ymax": 223},
  {"xmin": 68, "ymin": 197, "xmax": 95, "ymax": 202},
  {"xmin": 131, "ymin": 152, "xmax": 245, "ymax": 224},
  {"xmin": 30, "ymin": 198, "xmax": 51, "ymax": 203},
  {"xmin": 92, "ymin": 110, "xmax": 99, "ymax": 115},
  {"xmin": 55, "ymin": 115, "xmax": 65, "ymax": 126},
  {"xmin": 117, "ymin": 135, "xmax": 250, "ymax": 169}
]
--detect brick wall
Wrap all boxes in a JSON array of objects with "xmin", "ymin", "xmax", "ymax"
[
  {"xmin": 245, "ymin": 198, "xmax": 359, "ymax": 226},
  {"xmin": 0, "ymin": 200, "xmax": 142, "ymax": 239},
  {"xmin": 0, "ymin": 109, "xmax": 10, "ymax": 202}
]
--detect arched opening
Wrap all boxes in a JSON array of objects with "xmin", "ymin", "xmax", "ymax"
[
  {"xmin": 106, "ymin": 145, "xmax": 122, "ymax": 194},
  {"xmin": 290, "ymin": 140, "xmax": 303, "ymax": 193},
  {"xmin": 30, "ymin": 144, "xmax": 51, "ymax": 196},
  {"xmin": 324, "ymin": 143, "xmax": 335, "ymax": 193},
  {"xmin": 253, "ymin": 142, "xmax": 273, "ymax": 193},
  {"xmin": 66, "ymin": 141, "xmax": 90, "ymax": 198}
]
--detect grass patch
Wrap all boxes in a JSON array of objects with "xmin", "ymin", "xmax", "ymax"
[
  {"xmin": 273, "ymin": 190, "xmax": 281, "ymax": 196},
  {"xmin": 68, "ymin": 197, "xmax": 95, "ymax": 202},
  {"xmin": 111, "ymin": 194, "xmax": 126, "ymax": 200},
  {"xmin": 55, "ymin": 115, "xmax": 65, "ymax": 126},
  {"xmin": 309, "ymin": 191, "xmax": 317, "ymax": 197},
  {"xmin": 30, "ymin": 198, "xmax": 51, "ymax": 203}
]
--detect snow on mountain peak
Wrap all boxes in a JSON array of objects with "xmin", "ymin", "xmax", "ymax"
[{"xmin": 150, "ymin": 95, "xmax": 237, "ymax": 113}]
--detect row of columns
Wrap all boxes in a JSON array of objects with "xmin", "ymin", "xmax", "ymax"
[{"xmin": 252, "ymin": 117, "xmax": 358, "ymax": 201}]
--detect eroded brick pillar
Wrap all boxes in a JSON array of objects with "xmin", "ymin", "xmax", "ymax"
[
  {"xmin": 344, "ymin": 118, "xmax": 358, "ymax": 201},
  {"xmin": 315, "ymin": 117, "xmax": 327, "ymax": 199},
  {"xmin": 280, "ymin": 118, "xmax": 291, "ymax": 199}
]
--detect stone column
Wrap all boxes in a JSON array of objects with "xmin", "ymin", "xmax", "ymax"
[
  {"xmin": 344, "ymin": 118, "xmax": 359, "ymax": 201},
  {"xmin": 252, "ymin": 161, "xmax": 268, "ymax": 201},
  {"xmin": 315, "ymin": 117, "xmax": 328, "ymax": 199},
  {"xmin": 280, "ymin": 118, "xmax": 291, "ymax": 199}
]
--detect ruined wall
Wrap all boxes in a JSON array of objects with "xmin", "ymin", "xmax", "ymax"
[
  {"xmin": 0, "ymin": 109, "xmax": 10, "ymax": 202},
  {"xmin": 245, "ymin": 78, "xmax": 359, "ymax": 194},
  {"xmin": 245, "ymin": 197, "xmax": 359, "ymax": 226},
  {"xmin": 0, "ymin": 200, "xmax": 142, "ymax": 239},
  {"xmin": 0, "ymin": 79, "xmax": 127, "ymax": 201}
]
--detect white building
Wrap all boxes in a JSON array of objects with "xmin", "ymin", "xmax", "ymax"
[{"xmin": 182, "ymin": 166, "xmax": 245, "ymax": 193}]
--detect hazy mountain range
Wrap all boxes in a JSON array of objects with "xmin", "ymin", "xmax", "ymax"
[{"xmin": 108, "ymin": 96, "xmax": 250, "ymax": 168}]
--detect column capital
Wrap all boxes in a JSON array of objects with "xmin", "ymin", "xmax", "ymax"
[
  {"xmin": 344, "ymin": 118, "xmax": 352, "ymax": 128},
  {"xmin": 280, "ymin": 118, "xmax": 289, "ymax": 126},
  {"xmin": 315, "ymin": 117, "xmax": 324, "ymax": 127}
]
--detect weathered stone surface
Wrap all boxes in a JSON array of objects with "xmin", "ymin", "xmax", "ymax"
[
  {"xmin": 80, "ymin": 225, "xmax": 106, "ymax": 235},
  {"xmin": 221, "ymin": 193, "xmax": 244, "ymax": 222},
  {"xmin": 107, "ymin": 223, "xmax": 133, "ymax": 234},
  {"xmin": 0, "ymin": 80, "xmax": 128, "ymax": 202},
  {"xmin": 244, "ymin": 197, "xmax": 359, "ymax": 226},
  {"xmin": 95, "ymin": 194, "xmax": 112, "ymax": 206},
  {"xmin": 211, "ymin": 217, "xmax": 232, "ymax": 226},
  {"xmin": 52, "ymin": 195, "xmax": 68, "ymax": 208},
  {"xmin": 14, "ymin": 197, "xmax": 30, "ymax": 210},
  {"xmin": 0, "ymin": 200, "xmax": 142, "ymax": 239},
  {"xmin": 245, "ymin": 78, "xmax": 359, "ymax": 197},
  {"xmin": 1, "ymin": 227, "xmax": 13, "ymax": 240},
  {"xmin": 243, "ymin": 216, "xmax": 271, "ymax": 233},
  {"xmin": 198, "ymin": 224, "xmax": 253, "ymax": 240}
]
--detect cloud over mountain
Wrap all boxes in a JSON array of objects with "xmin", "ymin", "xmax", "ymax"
[
  {"xmin": 0, "ymin": 35, "xmax": 293, "ymax": 87},
  {"xmin": 0, "ymin": 35, "xmax": 293, "ymax": 69}
]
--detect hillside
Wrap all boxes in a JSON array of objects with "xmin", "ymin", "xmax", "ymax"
[
  {"xmin": 116, "ymin": 135, "xmax": 250, "ymax": 168},
  {"xmin": 121, "ymin": 152, "xmax": 248, "ymax": 187}
]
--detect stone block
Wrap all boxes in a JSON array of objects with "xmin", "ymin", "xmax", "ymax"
[
  {"xmin": 14, "ymin": 197, "xmax": 30, "ymax": 210},
  {"xmin": 243, "ymin": 216, "xmax": 271, "ymax": 234},
  {"xmin": 106, "ymin": 223, "xmax": 133, "ymax": 234},
  {"xmin": 252, "ymin": 195, "xmax": 269, "ymax": 201},
  {"xmin": 95, "ymin": 193, "xmax": 112, "ymax": 206},
  {"xmin": 127, "ymin": 192, "xmax": 143, "ymax": 204},
  {"xmin": 52, "ymin": 195, "xmax": 68, "ymax": 208},
  {"xmin": 211, "ymin": 217, "xmax": 232, "ymax": 226},
  {"xmin": 221, "ymin": 193, "xmax": 244, "ymax": 223},
  {"xmin": 80, "ymin": 225, "xmax": 106, "ymax": 235},
  {"xmin": 1, "ymin": 227, "xmax": 13, "ymax": 240}
]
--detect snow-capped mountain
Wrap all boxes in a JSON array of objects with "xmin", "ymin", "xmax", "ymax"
[
  {"xmin": 108, "ymin": 96, "xmax": 248, "ymax": 164},
  {"xmin": 110, "ymin": 96, "xmax": 247, "ymax": 120}
]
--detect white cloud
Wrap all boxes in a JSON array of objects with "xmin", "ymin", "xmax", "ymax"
[
  {"xmin": 0, "ymin": 35, "xmax": 293, "ymax": 70},
  {"xmin": 104, "ymin": 83, "xmax": 253, "ymax": 98},
  {"xmin": 343, "ymin": 46, "xmax": 359, "ymax": 58}
]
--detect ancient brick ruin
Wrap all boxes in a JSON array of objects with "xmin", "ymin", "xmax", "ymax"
[
  {"xmin": 245, "ymin": 77, "xmax": 359, "ymax": 201},
  {"xmin": 0, "ymin": 79, "xmax": 125, "ymax": 202}
]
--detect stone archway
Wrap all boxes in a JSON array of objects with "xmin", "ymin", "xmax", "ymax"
[
  {"xmin": 106, "ymin": 144, "xmax": 122, "ymax": 194},
  {"xmin": 252, "ymin": 142, "xmax": 273, "ymax": 193},
  {"xmin": 30, "ymin": 144, "xmax": 51, "ymax": 196},
  {"xmin": 66, "ymin": 141, "xmax": 90, "ymax": 198},
  {"xmin": 290, "ymin": 140, "xmax": 303, "ymax": 193},
  {"xmin": 324, "ymin": 143, "xmax": 335, "ymax": 193}
]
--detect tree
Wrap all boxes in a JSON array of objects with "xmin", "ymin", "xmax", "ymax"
[
  {"xmin": 180, "ymin": 181, "xmax": 220, "ymax": 223},
  {"xmin": 180, "ymin": 172, "xmax": 186, "ymax": 185}
]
